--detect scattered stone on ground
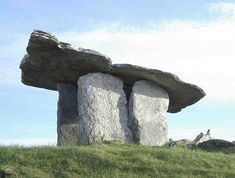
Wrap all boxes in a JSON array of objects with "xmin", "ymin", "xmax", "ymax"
[
  {"xmin": 194, "ymin": 130, "xmax": 213, "ymax": 145},
  {"xmin": 198, "ymin": 139, "xmax": 235, "ymax": 150},
  {"xmin": 169, "ymin": 130, "xmax": 234, "ymax": 151},
  {"xmin": 168, "ymin": 139, "xmax": 195, "ymax": 149},
  {"xmin": 0, "ymin": 166, "xmax": 17, "ymax": 178}
]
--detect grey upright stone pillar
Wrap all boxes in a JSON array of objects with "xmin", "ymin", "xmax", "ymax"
[
  {"xmin": 129, "ymin": 80, "xmax": 169, "ymax": 146},
  {"xmin": 77, "ymin": 73, "xmax": 133, "ymax": 144},
  {"xmin": 57, "ymin": 83, "xmax": 79, "ymax": 146}
]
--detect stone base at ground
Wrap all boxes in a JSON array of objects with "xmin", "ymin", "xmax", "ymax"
[
  {"xmin": 77, "ymin": 73, "xmax": 133, "ymax": 144},
  {"xmin": 129, "ymin": 80, "xmax": 169, "ymax": 146},
  {"xmin": 57, "ymin": 124, "xmax": 79, "ymax": 146},
  {"xmin": 57, "ymin": 83, "xmax": 79, "ymax": 146}
]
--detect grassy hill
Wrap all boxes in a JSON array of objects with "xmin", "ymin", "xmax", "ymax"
[{"xmin": 0, "ymin": 142, "xmax": 234, "ymax": 178}]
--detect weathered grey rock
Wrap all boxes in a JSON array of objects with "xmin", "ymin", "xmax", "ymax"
[
  {"xmin": 77, "ymin": 73, "xmax": 133, "ymax": 144},
  {"xmin": 169, "ymin": 139, "xmax": 194, "ymax": 149},
  {"xmin": 57, "ymin": 83, "xmax": 79, "ymax": 146},
  {"xmin": 194, "ymin": 131, "xmax": 213, "ymax": 145},
  {"xmin": 129, "ymin": 80, "xmax": 169, "ymax": 146},
  {"xmin": 19, "ymin": 30, "xmax": 205, "ymax": 113},
  {"xmin": 20, "ymin": 30, "xmax": 112, "ymax": 90},
  {"xmin": 111, "ymin": 64, "xmax": 205, "ymax": 113},
  {"xmin": 0, "ymin": 166, "xmax": 17, "ymax": 177},
  {"xmin": 198, "ymin": 139, "xmax": 235, "ymax": 150}
]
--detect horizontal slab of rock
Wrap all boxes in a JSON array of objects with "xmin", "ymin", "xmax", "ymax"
[
  {"xmin": 20, "ymin": 30, "xmax": 206, "ymax": 113},
  {"xmin": 111, "ymin": 64, "xmax": 205, "ymax": 113},
  {"xmin": 20, "ymin": 30, "xmax": 111, "ymax": 90}
]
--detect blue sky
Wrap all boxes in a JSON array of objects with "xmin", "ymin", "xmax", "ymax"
[{"xmin": 0, "ymin": 0, "xmax": 235, "ymax": 145}]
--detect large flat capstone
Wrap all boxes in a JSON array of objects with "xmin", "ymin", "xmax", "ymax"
[
  {"xmin": 129, "ymin": 80, "xmax": 169, "ymax": 146},
  {"xmin": 77, "ymin": 73, "xmax": 133, "ymax": 144},
  {"xmin": 111, "ymin": 64, "xmax": 205, "ymax": 113},
  {"xmin": 20, "ymin": 30, "xmax": 111, "ymax": 90},
  {"xmin": 20, "ymin": 30, "xmax": 206, "ymax": 113},
  {"xmin": 57, "ymin": 83, "xmax": 79, "ymax": 146}
]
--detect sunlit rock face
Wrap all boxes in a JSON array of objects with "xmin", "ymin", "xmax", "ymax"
[
  {"xmin": 129, "ymin": 80, "xmax": 169, "ymax": 146},
  {"xmin": 77, "ymin": 73, "xmax": 133, "ymax": 144},
  {"xmin": 57, "ymin": 83, "xmax": 79, "ymax": 146}
]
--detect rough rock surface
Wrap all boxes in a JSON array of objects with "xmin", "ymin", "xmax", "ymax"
[
  {"xmin": 57, "ymin": 83, "xmax": 79, "ymax": 146},
  {"xmin": 198, "ymin": 139, "xmax": 235, "ymax": 150},
  {"xmin": 111, "ymin": 64, "xmax": 205, "ymax": 113},
  {"xmin": 20, "ymin": 30, "xmax": 206, "ymax": 113},
  {"xmin": 194, "ymin": 131, "xmax": 213, "ymax": 145},
  {"xmin": 0, "ymin": 166, "xmax": 17, "ymax": 177},
  {"xmin": 169, "ymin": 139, "xmax": 194, "ymax": 149},
  {"xmin": 20, "ymin": 30, "xmax": 111, "ymax": 90},
  {"xmin": 129, "ymin": 80, "xmax": 169, "ymax": 146},
  {"xmin": 77, "ymin": 73, "xmax": 133, "ymax": 144}
]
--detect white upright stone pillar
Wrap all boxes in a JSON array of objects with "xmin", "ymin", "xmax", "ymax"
[
  {"xmin": 57, "ymin": 83, "xmax": 79, "ymax": 146},
  {"xmin": 129, "ymin": 80, "xmax": 169, "ymax": 146},
  {"xmin": 77, "ymin": 73, "xmax": 133, "ymax": 144}
]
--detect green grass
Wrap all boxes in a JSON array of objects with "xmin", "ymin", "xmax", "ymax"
[{"xmin": 0, "ymin": 142, "xmax": 234, "ymax": 178}]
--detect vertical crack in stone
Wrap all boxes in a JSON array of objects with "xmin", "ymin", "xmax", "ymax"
[
  {"xmin": 123, "ymin": 83, "xmax": 136, "ymax": 143},
  {"xmin": 128, "ymin": 88, "xmax": 140, "ymax": 144},
  {"xmin": 123, "ymin": 83, "xmax": 132, "ymax": 102}
]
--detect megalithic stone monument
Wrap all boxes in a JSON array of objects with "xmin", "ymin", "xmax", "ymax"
[{"xmin": 19, "ymin": 30, "xmax": 206, "ymax": 146}]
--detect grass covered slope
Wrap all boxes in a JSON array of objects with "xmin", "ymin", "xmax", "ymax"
[{"xmin": 0, "ymin": 143, "xmax": 234, "ymax": 178}]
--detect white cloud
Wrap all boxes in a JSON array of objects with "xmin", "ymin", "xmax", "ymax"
[
  {"xmin": 210, "ymin": 2, "xmax": 235, "ymax": 17},
  {"xmin": 56, "ymin": 7, "xmax": 235, "ymax": 102}
]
